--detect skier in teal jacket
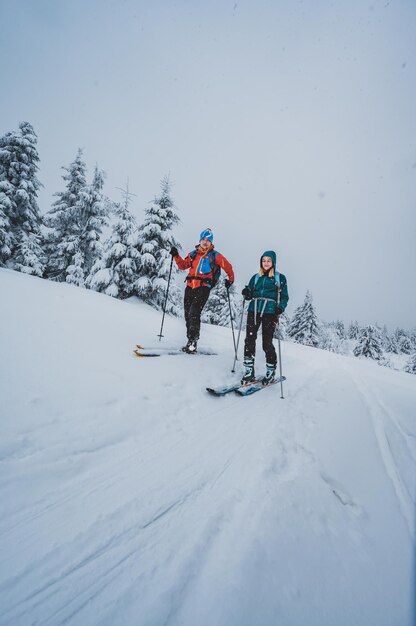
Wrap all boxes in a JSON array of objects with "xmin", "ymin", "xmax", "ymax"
[{"xmin": 241, "ymin": 250, "xmax": 289, "ymax": 385}]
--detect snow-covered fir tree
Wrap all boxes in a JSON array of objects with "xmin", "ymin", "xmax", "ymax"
[
  {"xmin": 348, "ymin": 320, "xmax": 360, "ymax": 340},
  {"xmin": 87, "ymin": 183, "xmax": 140, "ymax": 299},
  {"xmin": 320, "ymin": 324, "xmax": 346, "ymax": 354},
  {"xmin": 404, "ymin": 351, "xmax": 416, "ymax": 375},
  {"xmin": 77, "ymin": 165, "xmax": 109, "ymax": 277},
  {"xmin": 353, "ymin": 324, "xmax": 383, "ymax": 360},
  {"xmin": 66, "ymin": 251, "xmax": 85, "ymax": 288},
  {"xmin": 380, "ymin": 325, "xmax": 400, "ymax": 354},
  {"xmin": 288, "ymin": 290, "xmax": 321, "ymax": 347},
  {"xmin": 0, "ymin": 192, "xmax": 13, "ymax": 264},
  {"xmin": 331, "ymin": 320, "xmax": 346, "ymax": 339},
  {"xmin": 0, "ymin": 122, "xmax": 44, "ymax": 275},
  {"xmin": 398, "ymin": 332, "xmax": 413, "ymax": 355},
  {"xmin": 202, "ymin": 278, "xmax": 239, "ymax": 327},
  {"xmin": 44, "ymin": 153, "xmax": 109, "ymax": 285},
  {"xmin": 134, "ymin": 176, "xmax": 181, "ymax": 314},
  {"xmin": 43, "ymin": 149, "xmax": 87, "ymax": 281}
]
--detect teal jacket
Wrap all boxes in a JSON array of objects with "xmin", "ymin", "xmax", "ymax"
[{"xmin": 247, "ymin": 250, "xmax": 289, "ymax": 316}]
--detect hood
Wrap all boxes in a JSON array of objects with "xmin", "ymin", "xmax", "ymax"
[{"xmin": 260, "ymin": 250, "xmax": 277, "ymax": 269}]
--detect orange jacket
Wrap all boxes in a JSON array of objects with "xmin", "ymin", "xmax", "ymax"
[{"xmin": 174, "ymin": 244, "xmax": 234, "ymax": 289}]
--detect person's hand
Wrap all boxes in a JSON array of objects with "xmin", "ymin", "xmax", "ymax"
[
  {"xmin": 242, "ymin": 286, "xmax": 252, "ymax": 300},
  {"xmin": 170, "ymin": 246, "xmax": 179, "ymax": 257},
  {"xmin": 276, "ymin": 306, "xmax": 283, "ymax": 316},
  {"xmin": 224, "ymin": 279, "xmax": 233, "ymax": 290}
]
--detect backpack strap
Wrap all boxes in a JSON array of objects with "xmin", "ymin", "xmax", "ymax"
[
  {"xmin": 253, "ymin": 271, "xmax": 281, "ymax": 297},
  {"xmin": 254, "ymin": 272, "xmax": 280, "ymax": 288},
  {"xmin": 208, "ymin": 249, "xmax": 218, "ymax": 271}
]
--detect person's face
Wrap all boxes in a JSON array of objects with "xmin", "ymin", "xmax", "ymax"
[
  {"xmin": 200, "ymin": 238, "xmax": 211, "ymax": 250},
  {"xmin": 262, "ymin": 256, "xmax": 273, "ymax": 271}
]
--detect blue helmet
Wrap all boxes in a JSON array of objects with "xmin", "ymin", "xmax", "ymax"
[{"xmin": 200, "ymin": 228, "xmax": 213, "ymax": 243}]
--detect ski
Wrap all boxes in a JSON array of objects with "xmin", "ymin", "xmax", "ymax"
[
  {"xmin": 134, "ymin": 345, "xmax": 217, "ymax": 358},
  {"xmin": 235, "ymin": 376, "xmax": 286, "ymax": 396},
  {"xmin": 206, "ymin": 377, "xmax": 263, "ymax": 396}
]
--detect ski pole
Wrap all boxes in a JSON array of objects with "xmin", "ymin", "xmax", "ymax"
[
  {"xmin": 232, "ymin": 298, "xmax": 246, "ymax": 373},
  {"xmin": 158, "ymin": 255, "xmax": 174, "ymax": 341},
  {"xmin": 277, "ymin": 333, "xmax": 284, "ymax": 399},
  {"xmin": 226, "ymin": 286, "xmax": 237, "ymax": 357},
  {"xmin": 276, "ymin": 289, "xmax": 284, "ymax": 399}
]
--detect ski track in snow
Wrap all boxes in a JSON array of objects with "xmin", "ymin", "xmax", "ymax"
[
  {"xmin": 1, "ymin": 368, "xmax": 313, "ymax": 625},
  {"xmin": 345, "ymin": 366, "xmax": 416, "ymax": 542},
  {"xmin": 4, "ymin": 358, "xmax": 408, "ymax": 625}
]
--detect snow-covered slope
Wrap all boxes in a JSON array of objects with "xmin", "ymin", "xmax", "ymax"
[{"xmin": 0, "ymin": 268, "xmax": 415, "ymax": 626}]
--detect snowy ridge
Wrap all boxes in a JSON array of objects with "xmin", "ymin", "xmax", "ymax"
[{"xmin": 0, "ymin": 268, "xmax": 415, "ymax": 626}]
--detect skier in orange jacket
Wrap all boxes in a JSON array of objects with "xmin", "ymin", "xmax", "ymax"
[{"xmin": 170, "ymin": 228, "xmax": 234, "ymax": 353}]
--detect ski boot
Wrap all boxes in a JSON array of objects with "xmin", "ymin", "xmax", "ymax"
[
  {"xmin": 262, "ymin": 362, "xmax": 276, "ymax": 385},
  {"xmin": 182, "ymin": 339, "xmax": 198, "ymax": 354},
  {"xmin": 241, "ymin": 356, "xmax": 255, "ymax": 385}
]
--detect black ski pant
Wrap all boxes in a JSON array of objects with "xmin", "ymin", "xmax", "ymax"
[
  {"xmin": 244, "ymin": 311, "xmax": 278, "ymax": 365},
  {"xmin": 184, "ymin": 286, "xmax": 210, "ymax": 342}
]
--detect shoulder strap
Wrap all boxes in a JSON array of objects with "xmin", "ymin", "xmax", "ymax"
[
  {"xmin": 254, "ymin": 271, "xmax": 281, "ymax": 289},
  {"xmin": 208, "ymin": 249, "xmax": 219, "ymax": 269}
]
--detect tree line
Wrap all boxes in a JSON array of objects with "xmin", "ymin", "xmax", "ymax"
[{"xmin": 0, "ymin": 121, "xmax": 238, "ymax": 324}]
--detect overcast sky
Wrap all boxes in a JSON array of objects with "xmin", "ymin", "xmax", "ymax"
[{"xmin": 1, "ymin": 0, "xmax": 415, "ymax": 329}]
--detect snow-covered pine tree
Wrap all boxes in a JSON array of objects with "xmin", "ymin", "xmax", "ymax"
[
  {"xmin": 77, "ymin": 165, "xmax": 109, "ymax": 277},
  {"xmin": 410, "ymin": 328, "xmax": 416, "ymax": 350},
  {"xmin": 44, "ymin": 153, "xmax": 109, "ymax": 285},
  {"xmin": 398, "ymin": 332, "xmax": 413, "ymax": 355},
  {"xmin": 0, "ymin": 132, "xmax": 15, "ymax": 265},
  {"xmin": 0, "ymin": 122, "xmax": 44, "ymax": 275},
  {"xmin": 87, "ymin": 183, "xmax": 140, "ymax": 298},
  {"xmin": 0, "ymin": 189, "xmax": 13, "ymax": 264},
  {"xmin": 288, "ymin": 290, "xmax": 321, "ymax": 347},
  {"xmin": 404, "ymin": 351, "xmax": 416, "ymax": 375},
  {"xmin": 202, "ymin": 278, "xmax": 238, "ymax": 327},
  {"xmin": 333, "ymin": 320, "xmax": 346, "ymax": 339},
  {"xmin": 134, "ymin": 176, "xmax": 181, "ymax": 314},
  {"xmin": 320, "ymin": 324, "xmax": 345, "ymax": 354},
  {"xmin": 353, "ymin": 324, "xmax": 383, "ymax": 360},
  {"xmin": 43, "ymin": 149, "xmax": 87, "ymax": 281},
  {"xmin": 348, "ymin": 320, "xmax": 360, "ymax": 340},
  {"xmin": 66, "ymin": 251, "xmax": 85, "ymax": 288},
  {"xmin": 380, "ymin": 325, "xmax": 400, "ymax": 354}
]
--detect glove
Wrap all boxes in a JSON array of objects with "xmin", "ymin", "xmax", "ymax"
[
  {"xmin": 224, "ymin": 279, "xmax": 233, "ymax": 290},
  {"xmin": 242, "ymin": 286, "xmax": 252, "ymax": 300},
  {"xmin": 170, "ymin": 246, "xmax": 179, "ymax": 257},
  {"xmin": 276, "ymin": 306, "xmax": 283, "ymax": 316}
]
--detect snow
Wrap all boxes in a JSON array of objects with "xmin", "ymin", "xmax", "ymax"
[{"xmin": 0, "ymin": 267, "xmax": 415, "ymax": 626}]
